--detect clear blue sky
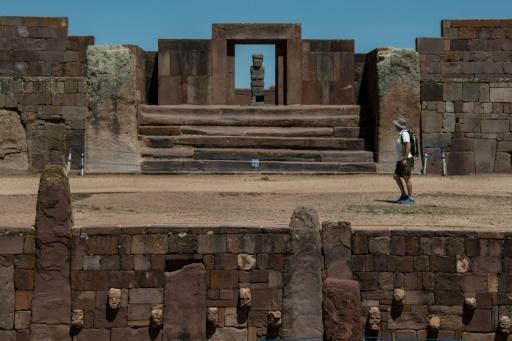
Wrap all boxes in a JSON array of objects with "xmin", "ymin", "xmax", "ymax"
[{"xmin": 2, "ymin": 0, "xmax": 511, "ymax": 87}]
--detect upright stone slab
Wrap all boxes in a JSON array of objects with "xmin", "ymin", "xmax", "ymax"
[
  {"xmin": 0, "ymin": 258, "xmax": 14, "ymax": 330},
  {"xmin": 86, "ymin": 45, "xmax": 144, "ymax": 173},
  {"xmin": 322, "ymin": 221, "xmax": 352, "ymax": 279},
  {"xmin": 31, "ymin": 166, "xmax": 72, "ymax": 339},
  {"xmin": 368, "ymin": 48, "xmax": 421, "ymax": 172},
  {"xmin": 281, "ymin": 206, "xmax": 324, "ymax": 338},
  {"xmin": 323, "ymin": 278, "xmax": 362, "ymax": 341},
  {"xmin": 0, "ymin": 109, "xmax": 28, "ymax": 174},
  {"xmin": 163, "ymin": 263, "xmax": 207, "ymax": 340}
]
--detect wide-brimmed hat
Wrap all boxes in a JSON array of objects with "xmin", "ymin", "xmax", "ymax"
[{"xmin": 392, "ymin": 117, "xmax": 407, "ymax": 129}]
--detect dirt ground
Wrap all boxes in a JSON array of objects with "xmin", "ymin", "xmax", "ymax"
[{"xmin": 1, "ymin": 174, "xmax": 512, "ymax": 229}]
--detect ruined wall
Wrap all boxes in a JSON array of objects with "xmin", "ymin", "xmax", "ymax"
[
  {"xmin": 158, "ymin": 40, "xmax": 212, "ymax": 105},
  {"xmin": 0, "ymin": 228, "xmax": 35, "ymax": 341},
  {"xmin": 353, "ymin": 228, "xmax": 512, "ymax": 340},
  {"xmin": 302, "ymin": 40, "xmax": 355, "ymax": 105},
  {"xmin": 418, "ymin": 20, "xmax": 512, "ymax": 174},
  {"xmin": 0, "ymin": 17, "xmax": 94, "ymax": 173}
]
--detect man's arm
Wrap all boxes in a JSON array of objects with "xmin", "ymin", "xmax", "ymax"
[{"xmin": 401, "ymin": 142, "xmax": 410, "ymax": 163}]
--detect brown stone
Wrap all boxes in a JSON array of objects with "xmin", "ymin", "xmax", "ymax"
[
  {"xmin": 15, "ymin": 291, "xmax": 32, "ymax": 310},
  {"xmin": 111, "ymin": 327, "xmax": 161, "ymax": 341},
  {"xmin": 163, "ymin": 263, "xmax": 207, "ymax": 340},
  {"xmin": 131, "ymin": 235, "xmax": 168, "ymax": 254},
  {"xmin": 32, "ymin": 166, "xmax": 72, "ymax": 326},
  {"xmin": 323, "ymin": 278, "xmax": 361, "ymax": 341},
  {"xmin": 321, "ymin": 221, "xmax": 352, "ymax": 279},
  {"xmin": 0, "ymin": 262, "xmax": 14, "ymax": 329}
]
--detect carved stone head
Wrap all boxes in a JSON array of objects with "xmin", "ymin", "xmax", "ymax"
[
  {"xmin": 207, "ymin": 307, "xmax": 218, "ymax": 326},
  {"xmin": 252, "ymin": 54, "xmax": 263, "ymax": 69},
  {"xmin": 150, "ymin": 304, "xmax": 163, "ymax": 328},
  {"xmin": 108, "ymin": 288, "xmax": 122, "ymax": 310},
  {"xmin": 464, "ymin": 297, "xmax": 477, "ymax": 311},
  {"xmin": 393, "ymin": 288, "xmax": 406, "ymax": 305},
  {"xmin": 268, "ymin": 311, "xmax": 282, "ymax": 329},
  {"xmin": 499, "ymin": 316, "xmax": 512, "ymax": 335},
  {"xmin": 429, "ymin": 315, "xmax": 441, "ymax": 331},
  {"xmin": 71, "ymin": 309, "xmax": 84, "ymax": 329},
  {"xmin": 367, "ymin": 307, "xmax": 381, "ymax": 331},
  {"xmin": 239, "ymin": 288, "xmax": 252, "ymax": 308}
]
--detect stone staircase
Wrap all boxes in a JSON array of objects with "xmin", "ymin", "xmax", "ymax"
[{"xmin": 138, "ymin": 104, "xmax": 376, "ymax": 174}]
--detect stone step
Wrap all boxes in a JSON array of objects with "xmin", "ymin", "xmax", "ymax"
[
  {"xmin": 139, "ymin": 104, "xmax": 361, "ymax": 116},
  {"xmin": 142, "ymin": 135, "xmax": 366, "ymax": 150},
  {"xmin": 141, "ymin": 148, "xmax": 374, "ymax": 163},
  {"xmin": 139, "ymin": 125, "xmax": 361, "ymax": 137},
  {"xmin": 139, "ymin": 113, "xmax": 360, "ymax": 128},
  {"xmin": 141, "ymin": 159, "xmax": 377, "ymax": 174}
]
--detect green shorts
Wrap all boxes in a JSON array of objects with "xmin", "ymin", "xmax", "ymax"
[{"xmin": 394, "ymin": 158, "xmax": 414, "ymax": 179}]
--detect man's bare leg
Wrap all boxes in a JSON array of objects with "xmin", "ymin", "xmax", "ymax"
[
  {"xmin": 404, "ymin": 177, "xmax": 412, "ymax": 197},
  {"xmin": 393, "ymin": 175, "xmax": 406, "ymax": 197}
]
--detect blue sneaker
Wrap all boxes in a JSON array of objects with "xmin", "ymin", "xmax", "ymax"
[
  {"xmin": 400, "ymin": 196, "xmax": 415, "ymax": 204},
  {"xmin": 396, "ymin": 195, "xmax": 407, "ymax": 203}
]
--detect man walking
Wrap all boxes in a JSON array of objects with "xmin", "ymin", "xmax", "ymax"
[{"xmin": 392, "ymin": 117, "xmax": 414, "ymax": 204}]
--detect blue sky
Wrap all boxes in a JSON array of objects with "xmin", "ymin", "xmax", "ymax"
[{"xmin": 2, "ymin": 0, "xmax": 510, "ymax": 87}]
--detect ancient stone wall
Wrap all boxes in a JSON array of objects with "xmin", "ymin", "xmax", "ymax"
[
  {"xmin": 302, "ymin": 40, "xmax": 355, "ymax": 105},
  {"xmin": 418, "ymin": 20, "xmax": 512, "ymax": 174},
  {"xmin": 352, "ymin": 228, "xmax": 512, "ymax": 340},
  {"xmin": 0, "ymin": 17, "xmax": 94, "ymax": 173},
  {"xmin": 158, "ymin": 40, "xmax": 212, "ymax": 105}
]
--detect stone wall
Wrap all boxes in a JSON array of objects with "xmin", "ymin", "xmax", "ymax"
[
  {"xmin": 418, "ymin": 19, "xmax": 512, "ymax": 174},
  {"xmin": 158, "ymin": 40, "xmax": 211, "ymax": 105},
  {"xmin": 302, "ymin": 40, "xmax": 355, "ymax": 105},
  {"xmin": 0, "ymin": 227, "xmax": 35, "ymax": 341},
  {"xmin": 0, "ymin": 16, "xmax": 94, "ymax": 173},
  {"xmin": 352, "ymin": 228, "xmax": 512, "ymax": 340}
]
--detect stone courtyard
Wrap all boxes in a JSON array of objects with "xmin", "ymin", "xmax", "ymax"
[{"xmin": 1, "ymin": 13, "xmax": 512, "ymax": 341}]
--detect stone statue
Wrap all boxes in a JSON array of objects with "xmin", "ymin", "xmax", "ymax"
[
  {"xmin": 268, "ymin": 311, "xmax": 282, "ymax": 329},
  {"xmin": 71, "ymin": 309, "xmax": 84, "ymax": 329},
  {"xmin": 207, "ymin": 307, "xmax": 219, "ymax": 326},
  {"xmin": 499, "ymin": 316, "xmax": 512, "ymax": 335},
  {"xmin": 239, "ymin": 288, "xmax": 252, "ymax": 308},
  {"xmin": 393, "ymin": 288, "xmax": 406, "ymax": 306},
  {"xmin": 429, "ymin": 315, "xmax": 441, "ymax": 331},
  {"xmin": 464, "ymin": 297, "xmax": 477, "ymax": 311},
  {"xmin": 150, "ymin": 304, "xmax": 163, "ymax": 329},
  {"xmin": 250, "ymin": 54, "xmax": 265, "ymax": 105},
  {"xmin": 108, "ymin": 288, "xmax": 122, "ymax": 310},
  {"xmin": 367, "ymin": 307, "xmax": 381, "ymax": 331}
]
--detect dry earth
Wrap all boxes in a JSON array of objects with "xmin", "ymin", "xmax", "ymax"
[{"xmin": 1, "ymin": 174, "xmax": 511, "ymax": 229}]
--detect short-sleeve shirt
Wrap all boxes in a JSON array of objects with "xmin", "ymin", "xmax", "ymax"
[{"xmin": 396, "ymin": 129, "xmax": 413, "ymax": 161}]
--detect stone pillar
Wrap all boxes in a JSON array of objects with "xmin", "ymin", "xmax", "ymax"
[
  {"xmin": 163, "ymin": 263, "xmax": 207, "ymax": 340},
  {"xmin": 31, "ymin": 165, "xmax": 72, "ymax": 340},
  {"xmin": 322, "ymin": 221, "xmax": 352, "ymax": 280},
  {"xmin": 323, "ymin": 278, "xmax": 362, "ymax": 341},
  {"xmin": 281, "ymin": 207, "xmax": 323, "ymax": 338},
  {"xmin": 86, "ymin": 45, "xmax": 145, "ymax": 173},
  {"xmin": 368, "ymin": 48, "xmax": 421, "ymax": 172}
]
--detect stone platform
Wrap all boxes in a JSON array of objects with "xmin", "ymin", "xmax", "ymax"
[{"xmin": 138, "ymin": 105, "xmax": 376, "ymax": 174}]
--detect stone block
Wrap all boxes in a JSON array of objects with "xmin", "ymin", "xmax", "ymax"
[
  {"xmin": 481, "ymin": 119, "xmax": 509, "ymax": 133},
  {"xmin": 131, "ymin": 235, "xmax": 168, "ymax": 254},
  {"xmin": 168, "ymin": 233, "xmax": 197, "ymax": 253},
  {"xmin": 87, "ymin": 235, "xmax": 118, "ymax": 255},
  {"xmin": 215, "ymin": 254, "xmax": 237, "ymax": 270},
  {"xmin": 111, "ymin": 327, "xmax": 160, "ymax": 341},
  {"xmin": 14, "ymin": 269, "xmax": 33, "ymax": 290},
  {"xmin": 251, "ymin": 288, "xmax": 282, "ymax": 309},
  {"xmin": 323, "ymin": 278, "xmax": 361, "ymax": 341},
  {"xmin": 0, "ymin": 263, "xmax": 14, "ymax": 329},
  {"xmin": 480, "ymin": 84, "xmax": 490, "ymax": 102},
  {"xmin": 164, "ymin": 263, "xmax": 206, "ymax": 340},
  {"xmin": 422, "ymin": 133, "xmax": 452, "ymax": 148},
  {"xmin": 464, "ymin": 309, "xmax": 493, "ymax": 332},
  {"xmin": 209, "ymin": 270, "xmax": 238, "ymax": 289},
  {"xmin": 368, "ymin": 237, "xmax": 390, "ymax": 255},
  {"xmin": 209, "ymin": 327, "xmax": 247, "ymax": 341},
  {"xmin": 463, "ymin": 83, "xmax": 481, "ymax": 101},
  {"xmin": 436, "ymin": 273, "xmax": 462, "ymax": 291},
  {"xmin": 421, "ymin": 111, "xmax": 443, "ymax": 133},
  {"xmin": 197, "ymin": 234, "xmax": 226, "ymax": 254},
  {"xmin": 30, "ymin": 324, "xmax": 69, "ymax": 341},
  {"xmin": 76, "ymin": 329, "xmax": 110, "ymax": 341},
  {"xmin": 444, "ymin": 83, "xmax": 462, "ymax": 101},
  {"xmin": 387, "ymin": 256, "xmax": 414, "ymax": 272},
  {"xmin": 495, "ymin": 152, "xmax": 512, "ymax": 172},
  {"xmin": 129, "ymin": 288, "xmax": 163, "ymax": 304},
  {"xmin": 14, "ymin": 310, "xmax": 31, "ymax": 330},
  {"xmin": 475, "ymin": 138, "xmax": 497, "ymax": 173},
  {"xmin": 446, "ymin": 151, "xmax": 475, "ymax": 175},
  {"xmin": 443, "ymin": 112, "xmax": 456, "ymax": 132},
  {"xmin": 421, "ymin": 82, "xmax": 443, "ymax": 101},
  {"xmin": 491, "ymin": 88, "xmax": 512, "ymax": 102},
  {"xmin": 416, "ymin": 38, "xmax": 445, "ymax": 54},
  {"xmin": 0, "ymin": 235, "xmax": 24, "ymax": 254},
  {"xmin": 471, "ymin": 256, "xmax": 501, "ymax": 273},
  {"xmin": 462, "ymin": 113, "xmax": 481, "ymax": 132}
]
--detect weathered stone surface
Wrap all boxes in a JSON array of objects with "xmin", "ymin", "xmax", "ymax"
[
  {"xmin": 209, "ymin": 327, "xmax": 248, "ymax": 341},
  {"xmin": 323, "ymin": 278, "xmax": 361, "ymax": 341},
  {"xmin": 0, "ymin": 109, "xmax": 28, "ymax": 174},
  {"xmin": 32, "ymin": 166, "xmax": 72, "ymax": 326},
  {"xmin": 86, "ymin": 45, "xmax": 142, "ymax": 173},
  {"xmin": 322, "ymin": 221, "xmax": 352, "ymax": 279},
  {"xmin": 371, "ymin": 48, "xmax": 420, "ymax": 171},
  {"xmin": 281, "ymin": 207, "xmax": 323, "ymax": 338},
  {"xmin": 30, "ymin": 324, "xmax": 70, "ymax": 341},
  {"xmin": 0, "ymin": 261, "xmax": 14, "ymax": 329},
  {"xmin": 237, "ymin": 254, "xmax": 256, "ymax": 271},
  {"xmin": 163, "ymin": 263, "xmax": 207, "ymax": 340}
]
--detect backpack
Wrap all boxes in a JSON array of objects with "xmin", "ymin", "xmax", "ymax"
[{"xmin": 401, "ymin": 130, "xmax": 420, "ymax": 158}]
